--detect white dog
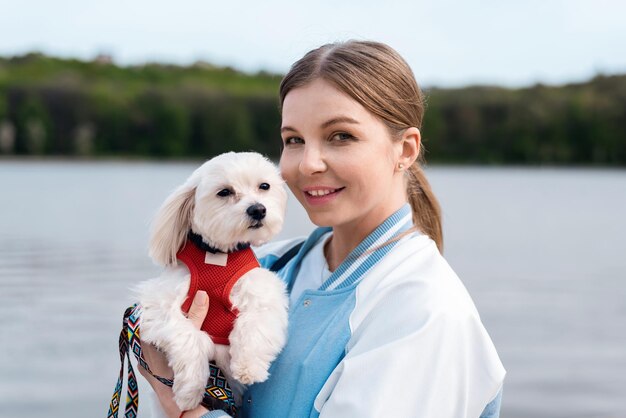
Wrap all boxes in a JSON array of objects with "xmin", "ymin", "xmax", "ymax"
[{"xmin": 135, "ymin": 152, "xmax": 289, "ymax": 412}]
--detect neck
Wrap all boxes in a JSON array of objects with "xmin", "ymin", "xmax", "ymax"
[
  {"xmin": 325, "ymin": 199, "xmax": 409, "ymax": 271},
  {"xmin": 323, "ymin": 233, "xmax": 352, "ymax": 272},
  {"xmin": 187, "ymin": 230, "xmax": 250, "ymax": 254}
]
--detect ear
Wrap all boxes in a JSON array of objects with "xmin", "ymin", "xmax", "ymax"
[
  {"xmin": 396, "ymin": 127, "xmax": 421, "ymax": 170},
  {"xmin": 148, "ymin": 183, "xmax": 196, "ymax": 266}
]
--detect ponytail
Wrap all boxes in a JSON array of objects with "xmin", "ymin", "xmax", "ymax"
[{"xmin": 407, "ymin": 163, "xmax": 443, "ymax": 253}]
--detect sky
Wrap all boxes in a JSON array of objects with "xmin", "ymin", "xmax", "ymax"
[{"xmin": 1, "ymin": 0, "xmax": 625, "ymax": 88}]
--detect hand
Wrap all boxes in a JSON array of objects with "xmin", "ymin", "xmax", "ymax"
[{"xmin": 138, "ymin": 291, "xmax": 212, "ymax": 418}]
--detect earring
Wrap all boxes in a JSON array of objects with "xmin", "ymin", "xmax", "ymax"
[{"xmin": 398, "ymin": 163, "xmax": 404, "ymax": 170}]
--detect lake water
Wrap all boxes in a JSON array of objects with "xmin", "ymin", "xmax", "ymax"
[{"xmin": 0, "ymin": 160, "xmax": 625, "ymax": 418}]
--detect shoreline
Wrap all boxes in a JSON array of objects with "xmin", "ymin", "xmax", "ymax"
[{"xmin": 1, "ymin": 155, "xmax": 625, "ymax": 170}]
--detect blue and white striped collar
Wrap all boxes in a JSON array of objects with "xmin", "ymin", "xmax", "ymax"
[{"xmin": 286, "ymin": 203, "xmax": 415, "ymax": 293}]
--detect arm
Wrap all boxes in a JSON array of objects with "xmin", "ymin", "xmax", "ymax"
[
  {"xmin": 138, "ymin": 291, "xmax": 228, "ymax": 418},
  {"xmin": 314, "ymin": 311, "xmax": 504, "ymax": 418}
]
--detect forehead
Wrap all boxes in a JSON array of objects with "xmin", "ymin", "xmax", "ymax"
[{"xmin": 281, "ymin": 79, "xmax": 373, "ymax": 127}]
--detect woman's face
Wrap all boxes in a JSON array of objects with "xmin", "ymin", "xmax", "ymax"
[{"xmin": 280, "ymin": 78, "xmax": 409, "ymax": 234}]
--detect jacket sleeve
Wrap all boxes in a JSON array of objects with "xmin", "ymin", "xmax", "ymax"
[{"xmin": 313, "ymin": 308, "xmax": 505, "ymax": 418}]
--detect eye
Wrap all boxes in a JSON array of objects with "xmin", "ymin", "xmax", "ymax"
[
  {"xmin": 259, "ymin": 183, "xmax": 270, "ymax": 191},
  {"xmin": 217, "ymin": 188, "xmax": 233, "ymax": 197},
  {"xmin": 330, "ymin": 132, "xmax": 355, "ymax": 142},
  {"xmin": 284, "ymin": 136, "xmax": 304, "ymax": 145}
]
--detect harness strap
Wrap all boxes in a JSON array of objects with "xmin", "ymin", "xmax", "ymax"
[{"xmin": 108, "ymin": 304, "xmax": 237, "ymax": 418}]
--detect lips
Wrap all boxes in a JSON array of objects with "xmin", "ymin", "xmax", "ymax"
[
  {"xmin": 304, "ymin": 187, "xmax": 344, "ymax": 197},
  {"xmin": 302, "ymin": 186, "xmax": 345, "ymax": 206}
]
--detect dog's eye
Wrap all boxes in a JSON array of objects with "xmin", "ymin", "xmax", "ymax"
[
  {"xmin": 217, "ymin": 188, "xmax": 233, "ymax": 197},
  {"xmin": 259, "ymin": 183, "xmax": 270, "ymax": 191}
]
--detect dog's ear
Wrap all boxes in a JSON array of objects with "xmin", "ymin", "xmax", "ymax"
[{"xmin": 149, "ymin": 183, "xmax": 196, "ymax": 266}]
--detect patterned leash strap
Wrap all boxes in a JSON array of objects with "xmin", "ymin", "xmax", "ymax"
[{"xmin": 108, "ymin": 304, "xmax": 238, "ymax": 418}]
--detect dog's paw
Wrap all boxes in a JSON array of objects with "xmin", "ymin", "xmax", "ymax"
[
  {"xmin": 230, "ymin": 360, "xmax": 270, "ymax": 385},
  {"xmin": 173, "ymin": 380, "xmax": 205, "ymax": 411}
]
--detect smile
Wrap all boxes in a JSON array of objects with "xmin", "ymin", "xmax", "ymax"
[
  {"xmin": 302, "ymin": 187, "xmax": 345, "ymax": 206},
  {"xmin": 305, "ymin": 187, "xmax": 344, "ymax": 197}
]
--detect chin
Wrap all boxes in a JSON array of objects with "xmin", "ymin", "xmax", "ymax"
[{"xmin": 304, "ymin": 210, "xmax": 343, "ymax": 228}]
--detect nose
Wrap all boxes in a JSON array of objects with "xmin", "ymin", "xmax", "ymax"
[
  {"xmin": 246, "ymin": 203, "xmax": 266, "ymax": 221},
  {"xmin": 299, "ymin": 145, "xmax": 327, "ymax": 175}
]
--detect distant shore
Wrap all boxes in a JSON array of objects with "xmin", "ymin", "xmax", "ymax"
[{"xmin": 1, "ymin": 53, "xmax": 625, "ymax": 165}]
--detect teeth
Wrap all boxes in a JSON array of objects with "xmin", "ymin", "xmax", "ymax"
[{"xmin": 308, "ymin": 189, "xmax": 335, "ymax": 197}]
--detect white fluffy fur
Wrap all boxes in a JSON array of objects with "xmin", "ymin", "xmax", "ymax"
[{"xmin": 136, "ymin": 152, "xmax": 289, "ymax": 412}]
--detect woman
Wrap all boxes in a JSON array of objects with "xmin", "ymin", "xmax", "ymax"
[{"xmin": 142, "ymin": 40, "xmax": 506, "ymax": 418}]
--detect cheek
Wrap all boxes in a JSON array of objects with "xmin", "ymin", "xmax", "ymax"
[{"xmin": 342, "ymin": 152, "xmax": 392, "ymax": 190}]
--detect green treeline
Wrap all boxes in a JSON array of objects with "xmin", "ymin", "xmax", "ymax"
[
  {"xmin": 0, "ymin": 53, "xmax": 624, "ymax": 164},
  {"xmin": 424, "ymin": 80, "xmax": 626, "ymax": 164}
]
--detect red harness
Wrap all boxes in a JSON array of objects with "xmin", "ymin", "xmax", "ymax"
[{"xmin": 177, "ymin": 241, "xmax": 260, "ymax": 345}]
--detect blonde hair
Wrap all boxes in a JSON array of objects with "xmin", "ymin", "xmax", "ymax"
[{"xmin": 279, "ymin": 40, "xmax": 443, "ymax": 253}]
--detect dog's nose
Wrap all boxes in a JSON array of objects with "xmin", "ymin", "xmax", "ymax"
[{"xmin": 246, "ymin": 203, "xmax": 266, "ymax": 221}]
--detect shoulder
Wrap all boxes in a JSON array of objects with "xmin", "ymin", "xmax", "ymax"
[
  {"xmin": 349, "ymin": 232, "xmax": 485, "ymax": 343},
  {"xmin": 344, "ymin": 232, "xmax": 505, "ymax": 411},
  {"xmin": 361, "ymin": 232, "xmax": 476, "ymax": 308}
]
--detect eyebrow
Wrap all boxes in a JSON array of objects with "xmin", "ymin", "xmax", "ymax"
[{"xmin": 281, "ymin": 116, "xmax": 360, "ymax": 133}]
